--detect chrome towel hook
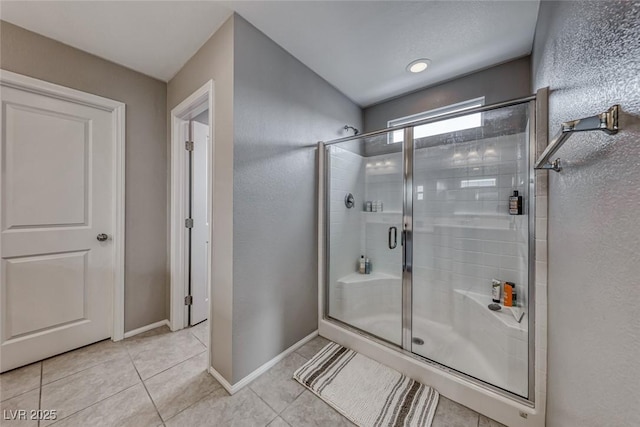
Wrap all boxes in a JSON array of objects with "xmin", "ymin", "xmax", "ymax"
[{"xmin": 535, "ymin": 105, "xmax": 619, "ymax": 172}]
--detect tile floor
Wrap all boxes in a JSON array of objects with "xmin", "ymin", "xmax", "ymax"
[{"xmin": 0, "ymin": 323, "xmax": 504, "ymax": 426}]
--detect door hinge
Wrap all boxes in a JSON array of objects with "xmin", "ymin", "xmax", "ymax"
[
  {"xmin": 185, "ymin": 218, "xmax": 194, "ymax": 228},
  {"xmin": 185, "ymin": 141, "xmax": 194, "ymax": 151},
  {"xmin": 184, "ymin": 295, "xmax": 193, "ymax": 305}
]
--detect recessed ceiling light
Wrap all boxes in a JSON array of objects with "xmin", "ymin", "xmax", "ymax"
[{"xmin": 407, "ymin": 59, "xmax": 431, "ymax": 73}]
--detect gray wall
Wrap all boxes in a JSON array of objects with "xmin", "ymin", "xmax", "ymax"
[
  {"xmin": 531, "ymin": 2, "xmax": 640, "ymax": 426},
  {"xmin": 0, "ymin": 21, "xmax": 168, "ymax": 333},
  {"xmin": 232, "ymin": 15, "xmax": 362, "ymax": 382},
  {"xmin": 167, "ymin": 16, "xmax": 235, "ymax": 382},
  {"xmin": 363, "ymin": 57, "xmax": 531, "ymax": 132}
]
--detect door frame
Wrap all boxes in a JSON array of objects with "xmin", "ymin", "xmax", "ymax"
[
  {"xmin": 169, "ymin": 80, "xmax": 214, "ymax": 331},
  {"xmin": 0, "ymin": 69, "xmax": 126, "ymax": 341}
]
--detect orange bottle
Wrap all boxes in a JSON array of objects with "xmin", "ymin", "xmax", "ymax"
[{"xmin": 504, "ymin": 282, "xmax": 515, "ymax": 307}]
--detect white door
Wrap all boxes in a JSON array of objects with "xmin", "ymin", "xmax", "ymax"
[
  {"xmin": 189, "ymin": 120, "xmax": 209, "ymax": 326},
  {"xmin": 1, "ymin": 81, "xmax": 116, "ymax": 372}
]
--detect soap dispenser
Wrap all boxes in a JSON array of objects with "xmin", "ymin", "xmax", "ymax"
[{"xmin": 509, "ymin": 191, "xmax": 523, "ymax": 215}]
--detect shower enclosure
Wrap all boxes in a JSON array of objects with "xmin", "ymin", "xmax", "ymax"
[{"xmin": 321, "ymin": 98, "xmax": 535, "ymax": 400}]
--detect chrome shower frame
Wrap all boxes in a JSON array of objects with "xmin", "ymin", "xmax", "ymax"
[{"xmin": 318, "ymin": 93, "xmax": 543, "ymax": 412}]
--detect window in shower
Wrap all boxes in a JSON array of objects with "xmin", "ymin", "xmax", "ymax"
[{"xmin": 388, "ymin": 97, "xmax": 484, "ymax": 144}]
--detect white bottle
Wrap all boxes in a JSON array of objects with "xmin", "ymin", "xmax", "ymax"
[
  {"xmin": 359, "ymin": 255, "xmax": 366, "ymax": 274},
  {"xmin": 492, "ymin": 279, "xmax": 501, "ymax": 303}
]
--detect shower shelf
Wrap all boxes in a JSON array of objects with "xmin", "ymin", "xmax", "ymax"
[
  {"xmin": 454, "ymin": 289, "xmax": 527, "ymax": 334},
  {"xmin": 361, "ymin": 211, "xmax": 402, "ymax": 224},
  {"xmin": 361, "ymin": 211, "xmax": 402, "ymax": 214}
]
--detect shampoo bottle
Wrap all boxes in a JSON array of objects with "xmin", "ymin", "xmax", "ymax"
[
  {"xmin": 365, "ymin": 258, "xmax": 371, "ymax": 274},
  {"xmin": 491, "ymin": 279, "xmax": 501, "ymax": 303},
  {"xmin": 509, "ymin": 191, "xmax": 523, "ymax": 215},
  {"xmin": 359, "ymin": 256, "xmax": 365, "ymax": 274}
]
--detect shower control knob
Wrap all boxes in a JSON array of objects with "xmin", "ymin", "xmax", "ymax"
[
  {"xmin": 344, "ymin": 193, "xmax": 355, "ymax": 209},
  {"xmin": 97, "ymin": 233, "xmax": 109, "ymax": 242}
]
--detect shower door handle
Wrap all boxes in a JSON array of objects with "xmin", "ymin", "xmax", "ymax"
[
  {"xmin": 402, "ymin": 229, "xmax": 411, "ymax": 273},
  {"xmin": 388, "ymin": 227, "xmax": 397, "ymax": 249}
]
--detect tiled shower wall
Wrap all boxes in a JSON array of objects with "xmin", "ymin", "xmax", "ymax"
[
  {"xmin": 363, "ymin": 152, "xmax": 404, "ymax": 277},
  {"xmin": 412, "ymin": 133, "xmax": 529, "ymax": 324},
  {"xmin": 328, "ymin": 146, "xmax": 365, "ymax": 290},
  {"xmin": 329, "ymin": 131, "xmax": 530, "ymax": 323}
]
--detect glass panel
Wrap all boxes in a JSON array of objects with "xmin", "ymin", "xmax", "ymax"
[
  {"xmin": 410, "ymin": 103, "xmax": 531, "ymax": 397},
  {"xmin": 326, "ymin": 131, "xmax": 404, "ymax": 345}
]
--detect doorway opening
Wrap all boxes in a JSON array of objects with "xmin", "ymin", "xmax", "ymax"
[{"xmin": 170, "ymin": 81, "xmax": 214, "ymax": 343}]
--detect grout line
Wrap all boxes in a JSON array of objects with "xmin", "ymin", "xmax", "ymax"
[
  {"xmin": 189, "ymin": 326, "xmax": 208, "ymax": 347},
  {"xmin": 40, "ymin": 345, "xmax": 129, "ymax": 387},
  {"xmin": 44, "ymin": 383, "xmax": 140, "ymax": 427},
  {"xmin": 156, "ymin": 346, "xmax": 224, "ymax": 423},
  {"xmin": 293, "ymin": 349, "xmax": 311, "ymax": 361},
  {"xmin": 246, "ymin": 387, "xmax": 285, "ymax": 424},
  {"xmin": 128, "ymin": 350, "xmax": 164, "ymax": 424},
  {"xmin": 38, "ymin": 362, "xmax": 43, "ymax": 427},
  {"xmin": 265, "ymin": 412, "xmax": 281, "ymax": 426},
  {"xmin": 277, "ymin": 391, "xmax": 305, "ymax": 416},
  {"xmin": 129, "ymin": 346, "xmax": 213, "ymax": 426},
  {"xmin": 125, "ymin": 325, "xmax": 213, "ymax": 424},
  {"xmin": 160, "ymin": 386, "xmax": 219, "ymax": 424},
  {"xmin": 41, "ymin": 351, "xmax": 144, "ymax": 425},
  {"xmin": 40, "ymin": 354, "xmax": 129, "ymax": 387},
  {"xmin": 0, "ymin": 386, "xmax": 41, "ymax": 404},
  {"xmin": 248, "ymin": 384, "xmax": 283, "ymax": 417},
  {"xmin": 41, "ymin": 356, "xmax": 130, "ymax": 388},
  {"xmin": 137, "ymin": 348, "xmax": 207, "ymax": 383}
]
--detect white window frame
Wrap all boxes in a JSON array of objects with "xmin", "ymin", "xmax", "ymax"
[{"xmin": 387, "ymin": 97, "xmax": 485, "ymax": 144}]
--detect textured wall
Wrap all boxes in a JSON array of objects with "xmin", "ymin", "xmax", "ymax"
[
  {"xmin": 363, "ymin": 57, "xmax": 531, "ymax": 132},
  {"xmin": 167, "ymin": 16, "xmax": 235, "ymax": 381},
  {"xmin": 0, "ymin": 21, "xmax": 168, "ymax": 333},
  {"xmin": 232, "ymin": 15, "xmax": 362, "ymax": 383},
  {"xmin": 531, "ymin": 2, "xmax": 640, "ymax": 426}
]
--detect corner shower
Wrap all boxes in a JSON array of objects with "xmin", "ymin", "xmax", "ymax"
[{"xmin": 321, "ymin": 98, "xmax": 536, "ymax": 400}]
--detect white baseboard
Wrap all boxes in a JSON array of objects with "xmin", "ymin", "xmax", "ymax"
[
  {"xmin": 123, "ymin": 320, "xmax": 171, "ymax": 339},
  {"xmin": 208, "ymin": 330, "xmax": 319, "ymax": 395},
  {"xmin": 208, "ymin": 366, "xmax": 236, "ymax": 394}
]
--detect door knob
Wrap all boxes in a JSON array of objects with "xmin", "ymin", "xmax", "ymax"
[{"xmin": 97, "ymin": 233, "xmax": 109, "ymax": 242}]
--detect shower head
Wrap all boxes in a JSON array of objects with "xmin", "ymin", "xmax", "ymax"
[{"xmin": 344, "ymin": 125, "xmax": 359, "ymax": 136}]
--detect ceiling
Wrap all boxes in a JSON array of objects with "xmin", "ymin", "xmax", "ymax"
[{"xmin": 0, "ymin": 1, "xmax": 540, "ymax": 107}]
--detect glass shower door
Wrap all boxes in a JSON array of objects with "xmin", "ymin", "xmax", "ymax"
[
  {"xmin": 326, "ymin": 131, "xmax": 404, "ymax": 345},
  {"xmin": 410, "ymin": 103, "xmax": 532, "ymax": 397}
]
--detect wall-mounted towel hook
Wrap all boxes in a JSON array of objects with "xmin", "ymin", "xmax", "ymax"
[{"xmin": 535, "ymin": 105, "xmax": 619, "ymax": 172}]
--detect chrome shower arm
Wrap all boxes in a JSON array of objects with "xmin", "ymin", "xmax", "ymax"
[{"xmin": 534, "ymin": 105, "xmax": 619, "ymax": 172}]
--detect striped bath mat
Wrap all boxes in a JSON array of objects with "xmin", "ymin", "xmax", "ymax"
[{"xmin": 293, "ymin": 343, "xmax": 439, "ymax": 427}]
